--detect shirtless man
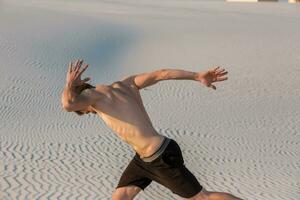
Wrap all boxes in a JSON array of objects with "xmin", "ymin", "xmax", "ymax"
[{"xmin": 61, "ymin": 59, "xmax": 243, "ymax": 200}]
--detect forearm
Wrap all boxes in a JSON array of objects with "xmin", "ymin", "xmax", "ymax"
[
  {"xmin": 159, "ymin": 69, "xmax": 197, "ymax": 81},
  {"xmin": 61, "ymin": 84, "xmax": 78, "ymax": 109},
  {"xmin": 134, "ymin": 66, "xmax": 227, "ymax": 90},
  {"xmin": 133, "ymin": 68, "xmax": 201, "ymax": 89}
]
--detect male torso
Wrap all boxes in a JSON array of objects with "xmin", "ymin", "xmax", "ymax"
[{"xmin": 87, "ymin": 77, "xmax": 164, "ymax": 157}]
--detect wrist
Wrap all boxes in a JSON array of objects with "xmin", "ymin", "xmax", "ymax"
[
  {"xmin": 66, "ymin": 82, "xmax": 76, "ymax": 89},
  {"xmin": 63, "ymin": 83, "xmax": 78, "ymax": 100},
  {"xmin": 192, "ymin": 72, "xmax": 199, "ymax": 81},
  {"xmin": 194, "ymin": 72, "xmax": 203, "ymax": 82}
]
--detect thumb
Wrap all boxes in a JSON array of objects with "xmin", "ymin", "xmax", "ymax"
[{"xmin": 210, "ymin": 84, "xmax": 216, "ymax": 90}]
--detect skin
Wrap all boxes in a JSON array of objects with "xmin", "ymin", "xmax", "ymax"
[{"xmin": 61, "ymin": 60, "xmax": 242, "ymax": 200}]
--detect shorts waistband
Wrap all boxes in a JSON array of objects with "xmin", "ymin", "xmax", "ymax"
[{"xmin": 141, "ymin": 136, "xmax": 171, "ymax": 162}]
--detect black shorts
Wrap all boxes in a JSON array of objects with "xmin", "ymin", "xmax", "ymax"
[{"xmin": 116, "ymin": 137, "xmax": 202, "ymax": 198}]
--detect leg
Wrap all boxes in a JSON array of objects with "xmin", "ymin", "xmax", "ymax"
[
  {"xmin": 114, "ymin": 155, "xmax": 152, "ymax": 199},
  {"xmin": 112, "ymin": 185, "xmax": 141, "ymax": 200},
  {"xmin": 187, "ymin": 188, "xmax": 243, "ymax": 200},
  {"xmin": 144, "ymin": 138, "xmax": 203, "ymax": 198}
]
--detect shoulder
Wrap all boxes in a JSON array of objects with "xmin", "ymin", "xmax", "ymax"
[
  {"xmin": 81, "ymin": 86, "xmax": 104, "ymax": 100},
  {"xmin": 95, "ymin": 84, "xmax": 109, "ymax": 90},
  {"xmin": 121, "ymin": 75, "xmax": 134, "ymax": 82}
]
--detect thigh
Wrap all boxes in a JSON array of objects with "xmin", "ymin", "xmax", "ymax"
[
  {"xmin": 151, "ymin": 140, "xmax": 203, "ymax": 198},
  {"xmin": 117, "ymin": 156, "xmax": 152, "ymax": 190},
  {"xmin": 156, "ymin": 165, "xmax": 202, "ymax": 198}
]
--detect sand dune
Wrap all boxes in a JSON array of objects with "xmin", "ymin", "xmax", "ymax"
[{"xmin": 1, "ymin": 0, "xmax": 300, "ymax": 199}]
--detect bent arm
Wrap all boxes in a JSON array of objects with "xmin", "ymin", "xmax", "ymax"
[
  {"xmin": 61, "ymin": 85, "xmax": 93, "ymax": 112},
  {"xmin": 61, "ymin": 59, "xmax": 94, "ymax": 112}
]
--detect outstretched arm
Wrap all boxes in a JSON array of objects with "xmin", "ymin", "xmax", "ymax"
[{"xmin": 133, "ymin": 67, "xmax": 228, "ymax": 90}]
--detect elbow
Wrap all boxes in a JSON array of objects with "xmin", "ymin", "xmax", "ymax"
[
  {"xmin": 62, "ymin": 103, "xmax": 72, "ymax": 112},
  {"xmin": 63, "ymin": 105, "xmax": 72, "ymax": 112},
  {"xmin": 61, "ymin": 100, "xmax": 73, "ymax": 112},
  {"xmin": 157, "ymin": 69, "xmax": 169, "ymax": 80}
]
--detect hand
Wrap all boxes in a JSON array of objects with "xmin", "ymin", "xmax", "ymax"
[
  {"xmin": 66, "ymin": 59, "xmax": 90, "ymax": 88},
  {"xmin": 197, "ymin": 66, "xmax": 228, "ymax": 90}
]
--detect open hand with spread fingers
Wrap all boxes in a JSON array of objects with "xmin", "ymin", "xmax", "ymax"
[
  {"xmin": 66, "ymin": 59, "xmax": 91, "ymax": 88},
  {"xmin": 196, "ymin": 66, "xmax": 228, "ymax": 90}
]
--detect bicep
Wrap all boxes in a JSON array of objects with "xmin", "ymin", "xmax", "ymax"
[{"xmin": 132, "ymin": 70, "xmax": 164, "ymax": 89}]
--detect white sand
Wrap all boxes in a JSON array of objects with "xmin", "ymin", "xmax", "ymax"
[{"xmin": 1, "ymin": 0, "xmax": 300, "ymax": 199}]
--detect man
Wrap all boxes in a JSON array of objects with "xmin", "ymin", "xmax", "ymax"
[{"xmin": 61, "ymin": 59, "xmax": 243, "ymax": 200}]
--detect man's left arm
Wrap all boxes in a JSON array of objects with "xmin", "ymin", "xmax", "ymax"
[{"xmin": 132, "ymin": 67, "xmax": 228, "ymax": 90}]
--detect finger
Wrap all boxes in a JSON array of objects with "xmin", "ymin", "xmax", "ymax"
[
  {"xmin": 74, "ymin": 59, "xmax": 79, "ymax": 68},
  {"xmin": 216, "ymin": 77, "xmax": 228, "ymax": 82},
  {"xmin": 71, "ymin": 60, "xmax": 77, "ymax": 72},
  {"xmin": 78, "ymin": 64, "xmax": 89, "ymax": 76},
  {"xmin": 68, "ymin": 62, "xmax": 72, "ymax": 73},
  {"xmin": 210, "ymin": 84, "xmax": 216, "ymax": 90},
  {"xmin": 70, "ymin": 61, "xmax": 77, "ymax": 73},
  {"xmin": 74, "ymin": 59, "xmax": 82, "ymax": 72},
  {"xmin": 71, "ymin": 60, "xmax": 76, "ymax": 69},
  {"xmin": 78, "ymin": 60, "xmax": 85, "ymax": 72},
  {"xmin": 216, "ymin": 68, "xmax": 226, "ymax": 74},
  {"xmin": 217, "ymin": 71, "xmax": 228, "ymax": 76},
  {"xmin": 78, "ymin": 59, "xmax": 83, "ymax": 68},
  {"xmin": 213, "ymin": 66, "xmax": 220, "ymax": 72},
  {"xmin": 74, "ymin": 59, "xmax": 82, "ymax": 71}
]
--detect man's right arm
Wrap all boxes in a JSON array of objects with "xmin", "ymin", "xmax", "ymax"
[
  {"xmin": 61, "ymin": 84, "xmax": 94, "ymax": 112},
  {"xmin": 61, "ymin": 59, "xmax": 95, "ymax": 112}
]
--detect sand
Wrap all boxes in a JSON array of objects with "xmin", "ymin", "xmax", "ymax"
[{"xmin": 1, "ymin": 0, "xmax": 300, "ymax": 199}]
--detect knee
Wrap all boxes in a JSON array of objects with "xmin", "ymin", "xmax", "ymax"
[
  {"xmin": 187, "ymin": 188, "xmax": 210, "ymax": 200},
  {"xmin": 112, "ymin": 189, "xmax": 130, "ymax": 200},
  {"xmin": 208, "ymin": 192, "xmax": 241, "ymax": 200},
  {"xmin": 112, "ymin": 186, "xmax": 140, "ymax": 200}
]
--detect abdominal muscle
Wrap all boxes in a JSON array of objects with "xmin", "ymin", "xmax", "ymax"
[{"xmin": 126, "ymin": 133, "xmax": 165, "ymax": 158}]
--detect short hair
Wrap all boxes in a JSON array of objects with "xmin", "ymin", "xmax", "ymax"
[{"xmin": 74, "ymin": 83, "xmax": 95, "ymax": 115}]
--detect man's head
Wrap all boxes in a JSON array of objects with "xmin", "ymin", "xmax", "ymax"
[{"xmin": 74, "ymin": 83, "xmax": 97, "ymax": 116}]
